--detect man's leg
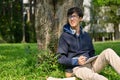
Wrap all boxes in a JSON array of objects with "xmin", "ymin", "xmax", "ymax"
[
  {"xmin": 92, "ymin": 48, "xmax": 120, "ymax": 74},
  {"xmin": 73, "ymin": 64, "xmax": 108, "ymax": 80}
]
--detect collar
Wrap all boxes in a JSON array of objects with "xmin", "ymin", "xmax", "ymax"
[{"xmin": 70, "ymin": 27, "xmax": 76, "ymax": 35}]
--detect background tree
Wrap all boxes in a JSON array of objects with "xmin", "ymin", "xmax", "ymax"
[
  {"xmin": 0, "ymin": 0, "xmax": 36, "ymax": 43},
  {"xmin": 93, "ymin": 0, "xmax": 120, "ymax": 40},
  {"xmin": 0, "ymin": 0, "xmax": 23, "ymax": 43}
]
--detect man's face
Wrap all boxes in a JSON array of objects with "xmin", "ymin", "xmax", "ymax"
[{"xmin": 68, "ymin": 12, "xmax": 82, "ymax": 29}]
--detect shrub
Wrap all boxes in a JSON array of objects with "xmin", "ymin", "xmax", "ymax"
[{"xmin": 36, "ymin": 50, "xmax": 65, "ymax": 78}]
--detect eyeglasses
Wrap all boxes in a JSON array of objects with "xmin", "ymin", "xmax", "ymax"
[{"xmin": 68, "ymin": 15, "xmax": 79, "ymax": 19}]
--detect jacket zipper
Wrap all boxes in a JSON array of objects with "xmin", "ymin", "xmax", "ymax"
[{"xmin": 76, "ymin": 36, "xmax": 80, "ymax": 50}]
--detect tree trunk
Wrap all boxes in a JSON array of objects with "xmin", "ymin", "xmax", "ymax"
[
  {"xmin": 35, "ymin": 0, "xmax": 83, "ymax": 51},
  {"xmin": 114, "ymin": 24, "xmax": 120, "ymax": 40}
]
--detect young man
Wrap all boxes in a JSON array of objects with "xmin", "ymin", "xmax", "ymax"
[{"xmin": 56, "ymin": 7, "xmax": 120, "ymax": 80}]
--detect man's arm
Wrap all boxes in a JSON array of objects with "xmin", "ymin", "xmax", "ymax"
[
  {"xmin": 57, "ymin": 34, "xmax": 74, "ymax": 66},
  {"xmin": 57, "ymin": 53, "xmax": 80, "ymax": 66},
  {"xmin": 57, "ymin": 54, "xmax": 73, "ymax": 66}
]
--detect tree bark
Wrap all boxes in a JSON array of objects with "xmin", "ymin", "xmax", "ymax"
[
  {"xmin": 35, "ymin": 0, "xmax": 83, "ymax": 51},
  {"xmin": 114, "ymin": 24, "xmax": 120, "ymax": 40}
]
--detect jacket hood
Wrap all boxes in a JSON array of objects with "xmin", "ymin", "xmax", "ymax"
[{"xmin": 63, "ymin": 23, "xmax": 84, "ymax": 35}]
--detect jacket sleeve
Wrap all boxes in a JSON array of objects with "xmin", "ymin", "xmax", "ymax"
[
  {"xmin": 57, "ymin": 54, "xmax": 73, "ymax": 66},
  {"xmin": 57, "ymin": 53, "xmax": 79, "ymax": 66},
  {"xmin": 57, "ymin": 34, "xmax": 79, "ymax": 66}
]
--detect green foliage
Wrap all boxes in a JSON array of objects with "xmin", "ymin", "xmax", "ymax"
[
  {"xmin": 93, "ymin": 0, "xmax": 120, "ymax": 7},
  {"xmin": 36, "ymin": 50, "xmax": 65, "ymax": 78},
  {"xmin": 0, "ymin": 43, "xmax": 65, "ymax": 80},
  {"xmin": 0, "ymin": 37, "xmax": 6, "ymax": 43},
  {"xmin": 0, "ymin": 41, "xmax": 120, "ymax": 80},
  {"xmin": 48, "ymin": 36, "xmax": 58, "ymax": 53},
  {"xmin": 92, "ymin": 0, "xmax": 120, "ymax": 40},
  {"xmin": 0, "ymin": 0, "xmax": 23, "ymax": 43},
  {"xmin": 0, "ymin": 0, "xmax": 36, "ymax": 43}
]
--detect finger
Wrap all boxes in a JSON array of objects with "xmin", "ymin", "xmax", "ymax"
[{"xmin": 78, "ymin": 59, "xmax": 85, "ymax": 65}]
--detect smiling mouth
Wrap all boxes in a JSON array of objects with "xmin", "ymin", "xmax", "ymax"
[
  {"xmin": 70, "ymin": 20, "xmax": 74, "ymax": 23},
  {"xmin": 71, "ymin": 21, "xmax": 75, "ymax": 24}
]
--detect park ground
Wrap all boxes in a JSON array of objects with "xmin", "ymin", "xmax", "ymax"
[{"xmin": 0, "ymin": 41, "xmax": 120, "ymax": 80}]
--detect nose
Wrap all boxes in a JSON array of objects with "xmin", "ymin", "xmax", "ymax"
[{"xmin": 70, "ymin": 17, "xmax": 74, "ymax": 20}]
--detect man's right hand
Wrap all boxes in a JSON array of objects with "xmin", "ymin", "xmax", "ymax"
[{"xmin": 78, "ymin": 56, "xmax": 87, "ymax": 65}]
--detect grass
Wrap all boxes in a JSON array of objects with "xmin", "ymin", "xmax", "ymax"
[
  {"xmin": 94, "ymin": 41, "xmax": 120, "ymax": 56},
  {"xmin": 0, "ymin": 41, "xmax": 120, "ymax": 80},
  {"xmin": 0, "ymin": 43, "xmax": 38, "ymax": 80}
]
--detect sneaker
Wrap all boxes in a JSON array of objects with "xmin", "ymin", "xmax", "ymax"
[
  {"xmin": 46, "ymin": 77, "xmax": 61, "ymax": 80},
  {"xmin": 63, "ymin": 77, "xmax": 76, "ymax": 80},
  {"xmin": 47, "ymin": 77, "xmax": 76, "ymax": 80}
]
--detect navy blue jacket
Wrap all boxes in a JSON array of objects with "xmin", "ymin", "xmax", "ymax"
[{"xmin": 57, "ymin": 24, "xmax": 95, "ymax": 68}]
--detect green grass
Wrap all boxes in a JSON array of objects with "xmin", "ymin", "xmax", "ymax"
[
  {"xmin": 0, "ymin": 41, "xmax": 120, "ymax": 80},
  {"xmin": 0, "ymin": 43, "xmax": 39, "ymax": 80},
  {"xmin": 94, "ymin": 41, "xmax": 120, "ymax": 56}
]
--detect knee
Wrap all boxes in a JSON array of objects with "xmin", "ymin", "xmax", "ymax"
[
  {"xmin": 105, "ymin": 48, "xmax": 115, "ymax": 53},
  {"xmin": 106, "ymin": 48, "xmax": 113, "ymax": 51},
  {"xmin": 104, "ymin": 48, "xmax": 116, "ymax": 56}
]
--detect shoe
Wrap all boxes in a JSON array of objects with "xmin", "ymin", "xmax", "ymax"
[
  {"xmin": 47, "ymin": 77, "xmax": 76, "ymax": 80},
  {"xmin": 46, "ymin": 77, "xmax": 61, "ymax": 80},
  {"xmin": 63, "ymin": 77, "xmax": 76, "ymax": 80}
]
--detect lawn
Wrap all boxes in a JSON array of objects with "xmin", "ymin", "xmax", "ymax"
[{"xmin": 0, "ymin": 41, "xmax": 120, "ymax": 80}]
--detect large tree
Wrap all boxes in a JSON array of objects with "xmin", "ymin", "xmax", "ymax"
[{"xmin": 35, "ymin": 0, "xmax": 83, "ymax": 51}]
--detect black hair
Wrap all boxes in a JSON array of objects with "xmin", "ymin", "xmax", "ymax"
[{"xmin": 67, "ymin": 7, "xmax": 83, "ymax": 18}]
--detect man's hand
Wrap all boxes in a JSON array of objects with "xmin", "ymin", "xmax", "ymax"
[{"xmin": 78, "ymin": 56, "xmax": 87, "ymax": 65}]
